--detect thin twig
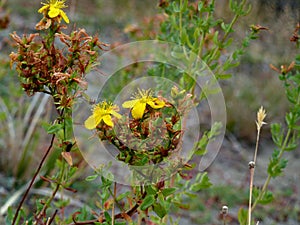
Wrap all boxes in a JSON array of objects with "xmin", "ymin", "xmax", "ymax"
[
  {"xmin": 248, "ymin": 164, "xmax": 255, "ymax": 225},
  {"xmin": 248, "ymin": 128, "xmax": 260, "ymax": 225},
  {"xmin": 248, "ymin": 107, "xmax": 266, "ymax": 225},
  {"xmin": 12, "ymin": 134, "xmax": 56, "ymax": 225},
  {"xmin": 112, "ymin": 182, "xmax": 116, "ymax": 225},
  {"xmin": 48, "ymin": 210, "xmax": 58, "ymax": 225},
  {"xmin": 36, "ymin": 183, "xmax": 60, "ymax": 219}
]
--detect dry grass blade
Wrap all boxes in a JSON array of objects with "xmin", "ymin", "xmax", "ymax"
[
  {"xmin": 0, "ymin": 97, "xmax": 16, "ymax": 147},
  {"xmin": 0, "ymin": 181, "xmax": 30, "ymax": 216},
  {"xmin": 21, "ymin": 93, "xmax": 50, "ymax": 151}
]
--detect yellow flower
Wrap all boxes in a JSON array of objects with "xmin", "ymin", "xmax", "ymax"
[
  {"xmin": 38, "ymin": 0, "xmax": 70, "ymax": 24},
  {"xmin": 122, "ymin": 89, "xmax": 165, "ymax": 119},
  {"xmin": 85, "ymin": 101, "xmax": 122, "ymax": 129}
]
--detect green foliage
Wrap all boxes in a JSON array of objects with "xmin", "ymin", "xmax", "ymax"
[
  {"xmin": 271, "ymin": 123, "xmax": 284, "ymax": 147},
  {"xmin": 157, "ymin": 0, "xmax": 256, "ymax": 85},
  {"xmin": 249, "ymin": 41, "xmax": 300, "ymax": 223},
  {"xmin": 6, "ymin": 0, "xmax": 300, "ymax": 225},
  {"xmin": 267, "ymin": 149, "xmax": 288, "ymax": 178},
  {"xmin": 238, "ymin": 207, "xmax": 248, "ymax": 225},
  {"xmin": 193, "ymin": 122, "xmax": 222, "ymax": 156},
  {"xmin": 252, "ymin": 187, "xmax": 274, "ymax": 205},
  {"xmin": 161, "ymin": 187, "xmax": 177, "ymax": 197},
  {"xmin": 140, "ymin": 194, "xmax": 156, "ymax": 210},
  {"xmin": 153, "ymin": 202, "xmax": 167, "ymax": 218},
  {"xmin": 190, "ymin": 172, "xmax": 212, "ymax": 192}
]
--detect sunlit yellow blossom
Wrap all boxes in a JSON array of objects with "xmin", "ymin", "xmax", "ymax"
[
  {"xmin": 122, "ymin": 89, "xmax": 165, "ymax": 119},
  {"xmin": 85, "ymin": 101, "xmax": 121, "ymax": 129},
  {"xmin": 38, "ymin": 0, "xmax": 70, "ymax": 24}
]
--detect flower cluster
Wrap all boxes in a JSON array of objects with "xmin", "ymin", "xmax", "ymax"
[
  {"xmin": 85, "ymin": 88, "xmax": 193, "ymax": 168},
  {"xmin": 10, "ymin": 0, "xmax": 108, "ymax": 109}
]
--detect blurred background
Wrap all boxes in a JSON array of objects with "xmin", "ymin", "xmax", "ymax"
[{"xmin": 0, "ymin": 0, "xmax": 299, "ymax": 224}]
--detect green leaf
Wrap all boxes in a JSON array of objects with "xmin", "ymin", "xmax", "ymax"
[
  {"xmin": 140, "ymin": 195, "xmax": 155, "ymax": 210},
  {"xmin": 141, "ymin": 155, "xmax": 149, "ymax": 165},
  {"xmin": 212, "ymin": 31, "xmax": 219, "ymax": 45},
  {"xmin": 221, "ymin": 22, "xmax": 228, "ymax": 31},
  {"xmin": 238, "ymin": 208, "xmax": 247, "ymax": 225},
  {"xmin": 267, "ymin": 150, "xmax": 288, "ymax": 177},
  {"xmin": 285, "ymin": 112, "xmax": 296, "ymax": 128},
  {"xmin": 171, "ymin": 1, "xmax": 180, "ymax": 13},
  {"xmin": 181, "ymin": 28, "xmax": 189, "ymax": 45},
  {"xmin": 217, "ymin": 74, "xmax": 232, "ymax": 79},
  {"xmin": 194, "ymin": 133, "xmax": 209, "ymax": 155},
  {"xmin": 193, "ymin": 27, "xmax": 200, "ymax": 41},
  {"xmin": 85, "ymin": 174, "xmax": 98, "ymax": 181},
  {"xmin": 224, "ymin": 38, "xmax": 233, "ymax": 48},
  {"xmin": 153, "ymin": 203, "xmax": 167, "ymax": 218},
  {"xmin": 190, "ymin": 172, "xmax": 212, "ymax": 191},
  {"xmin": 223, "ymin": 59, "xmax": 239, "ymax": 71},
  {"xmin": 69, "ymin": 166, "xmax": 78, "ymax": 178},
  {"xmin": 198, "ymin": 2, "xmax": 204, "ymax": 11},
  {"xmin": 115, "ymin": 221, "xmax": 127, "ymax": 225},
  {"xmin": 116, "ymin": 191, "xmax": 131, "ymax": 201},
  {"xmin": 161, "ymin": 187, "xmax": 177, "ymax": 197},
  {"xmin": 271, "ymin": 123, "xmax": 284, "ymax": 147},
  {"xmin": 5, "ymin": 207, "xmax": 14, "ymax": 225},
  {"xmin": 54, "ymin": 199, "xmax": 70, "ymax": 208},
  {"xmin": 253, "ymin": 187, "xmax": 274, "ymax": 205},
  {"xmin": 104, "ymin": 211, "xmax": 111, "ymax": 222},
  {"xmin": 259, "ymin": 190, "xmax": 274, "ymax": 204},
  {"xmin": 285, "ymin": 132, "xmax": 299, "ymax": 151},
  {"xmin": 46, "ymin": 123, "xmax": 63, "ymax": 134},
  {"xmin": 146, "ymin": 185, "xmax": 158, "ymax": 195}
]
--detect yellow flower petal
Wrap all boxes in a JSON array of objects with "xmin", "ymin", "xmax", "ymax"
[
  {"xmin": 102, "ymin": 115, "xmax": 113, "ymax": 127},
  {"xmin": 48, "ymin": 7, "xmax": 60, "ymax": 18},
  {"xmin": 132, "ymin": 102, "xmax": 146, "ymax": 119},
  {"xmin": 60, "ymin": 10, "xmax": 69, "ymax": 23},
  {"xmin": 38, "ymin": 5, "xmax": 49, "ymax": 13},
  {"xmin": 122, "ymin": 99, "xmax": 139, "ymax": 108},
  {"xmin": 110, "ymin": 110, "xmax": 122, "ymax": 119},
  {"xmin": 84, "ymin": 115, "xmax": 99, "ymax": 130},
  {"xmin": 147, "ymin": 98, "xmax": 165, "ymax": 109}
]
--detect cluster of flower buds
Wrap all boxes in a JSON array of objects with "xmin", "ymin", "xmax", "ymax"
[{"xmin": 9, "ymin": 0, "xmax": 108, "ymax": 110}]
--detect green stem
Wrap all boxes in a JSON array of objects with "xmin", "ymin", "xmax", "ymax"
[
  {"xmin": 36, "ymin": 123, "xmax": 67, "ymax": 220},
  {"xmin": 207, "ymin": 0, "xmax": 246, "ymax": 66},
  {"xmin": 179, "ymin": 0, "xmax": 183, "ymax": 41},
  {"xmin": 197, "ymin": 32, "xmax": 206, "ymax": 60},
  {"xmin": 251, "ymin": 128, "xmax": 292, "ymax": 211},
  {"xmin": 37, "ymin": 183, "xmax": 60, "ymax": 220}
]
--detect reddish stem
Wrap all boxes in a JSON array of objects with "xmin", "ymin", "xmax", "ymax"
[{"xmin": 12, "ymin": 134, "xmax": 56, "ymax": 225}]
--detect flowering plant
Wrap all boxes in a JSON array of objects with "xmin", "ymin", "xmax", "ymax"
[
  {"xmin": 8, "ymin": 1, "xmax": 108, "ymax": 224},
  {"xmin": 85, "ymin": 88, "xmax": 193, "ymax": 180}
]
